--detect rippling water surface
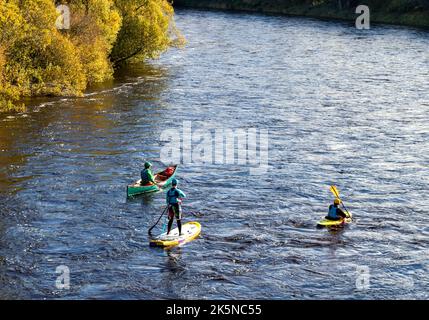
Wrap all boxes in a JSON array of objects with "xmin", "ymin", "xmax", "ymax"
[{"xmin": 0, "ymin": 9, "xmax": 428, "ymax": 299}]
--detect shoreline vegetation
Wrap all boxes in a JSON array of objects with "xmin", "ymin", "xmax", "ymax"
[
  {"xmin": 1, "ymin": 1, "xmax": 428, "ymax": 112},
  {"xmin": 174, "ymin": 0, "xmax": 429, "ymax": 28},
  {"xmin": 0, "ymin": 0, "xmax": 184, "ymax": 112}
]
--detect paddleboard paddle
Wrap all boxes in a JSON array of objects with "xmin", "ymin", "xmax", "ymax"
[{"xmin": 148, "ymin": 205, "xmax": 168, "ymax": 236}]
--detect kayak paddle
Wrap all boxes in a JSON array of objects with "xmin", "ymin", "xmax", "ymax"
[{"xmin": 330, "ymin": 185, "xmax": 351, "ymax": 217}]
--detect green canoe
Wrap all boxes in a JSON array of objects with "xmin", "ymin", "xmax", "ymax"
[{"xmin": 127, "ymin": 165, "xmax": 177, "ymax": 197}]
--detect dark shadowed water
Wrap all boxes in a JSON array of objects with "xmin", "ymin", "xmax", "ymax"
[{"xmin": 0, "ymin": 9, "xmax": 428, "ymax": 299}]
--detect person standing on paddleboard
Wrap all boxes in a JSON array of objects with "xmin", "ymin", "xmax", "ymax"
[
  {"xmin": 141, "ymin": 161, "xmax": 156, "ymax": 186},
  {"xmin": 166, "ymin": 178, "xmax": 186, "ymax": 236},
  {"xmin": 326, "ymin": 198, "xmax": 347, "ymax": 220}
]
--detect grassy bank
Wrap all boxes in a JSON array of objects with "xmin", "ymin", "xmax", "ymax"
[{"xmin": 173, "ymin": 0, "xmax": 429, "ymax": 28}]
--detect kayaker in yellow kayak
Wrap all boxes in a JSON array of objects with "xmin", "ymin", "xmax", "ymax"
[
  {"xmin": 326, "ymin": 198, "xmax": 347, "ymax": 220},
  {"xmin": 140, "ymin": 161, "xmax": 156, "ymax": 186},
  {"xmin": 166, "ymin": 178, "xmax": 186, "ymax": 236}
]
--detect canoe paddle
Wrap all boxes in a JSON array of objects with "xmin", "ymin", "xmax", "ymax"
[
  {"xmin": 329, "ymin": 185, "xmax": 351, "ymax": 217},
  {"xmin": 148, "ymin": 205, "xmax": 168, "ymax": 236}
]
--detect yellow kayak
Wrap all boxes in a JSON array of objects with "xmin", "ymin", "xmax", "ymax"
[
  {"xmin": 317, "ymin": 212, "xmax": 352, "ymax": 227},
  {"xmin": 149, "ymin": 221, "xmax": 201, "ymax": 248}
]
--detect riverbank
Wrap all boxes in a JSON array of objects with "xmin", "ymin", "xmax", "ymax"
[
  {"xmin": 0, "ymin": 0, "xmax": 182, "ymax": 112},
  {"xmin": 1, "ymin": 9, "xmax": 428, "ymax": 299},
  {"xmin": 173, "ymin": 0, "xmax": 429, "ymax": 29}
]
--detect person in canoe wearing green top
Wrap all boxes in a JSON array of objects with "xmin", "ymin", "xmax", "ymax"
[
  {"xmin": 326, "ymin": 198, "xmax": 347, "ymax": 220},
  {"xmin": 140, "ymin": 161, "xmax": 156, "ymax": 186},
  {"xmin": 166, "ymin": 178, "xmax": 186, "ymax": 236}
]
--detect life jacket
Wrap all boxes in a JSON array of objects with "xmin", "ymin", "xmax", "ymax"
[
  {"xmin": 167, "ymin": 188, "xmax": 180, "ymax": 205},
  {"xmin": 141, "ymin": 169, "xmax": 151, "ymax": 184},
  {"xmin": 328, "ymin": 205, "xmax": 339, "ymax": 219}
]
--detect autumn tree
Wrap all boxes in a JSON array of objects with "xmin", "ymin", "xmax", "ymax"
[
  {"xmin": 66, "ymin": 0, "xmax": 122, "ymax": 84},
  {"xmin": 110, "ymin": 0, "xmax": 184, "ymax": 66},
  {"xmin": 0, "ymin": 0, "xmax": 182, "ymax": 111}
]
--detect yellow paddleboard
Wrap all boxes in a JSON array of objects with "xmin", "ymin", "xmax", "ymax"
[
  {"xmin": 317, "ymin": 212, "xmax": 352, "ymax": 228},
  {"xmin": 149, "ymin": 221, "xmax": 201, "ymax": 248}
]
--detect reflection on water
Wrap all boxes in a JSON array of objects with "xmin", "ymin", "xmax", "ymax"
[
  {"xmin": 0, "ymin": 63, "xmax": 170, "ymax": 194},
  {"xmin": 162, "ymin": 248, "xmax": 186, "ymax": 298},
  {"xmin": 0, "ymin": 9, "xmax": 428, "ymax": 299}
]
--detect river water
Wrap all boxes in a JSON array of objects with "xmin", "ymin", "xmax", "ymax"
[{"xmin": 0, "ymin": 9, "xmax": 428, "ymax": 299}]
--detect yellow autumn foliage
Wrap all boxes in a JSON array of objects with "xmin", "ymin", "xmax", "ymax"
[
  {"xmin": 0, "ymin": 0, "xmax": 182, "ymax": 111},
  {"xmin": 111, "ymin": 0, "xmax": 183, "ymax": 65}
]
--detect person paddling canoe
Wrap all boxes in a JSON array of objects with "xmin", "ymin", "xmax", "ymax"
[
  {"xmin": 140, "ymin": 161, "xmax": 156, "ymax": 186},
  {"xmin": 166, "ymin": 178, "xmax": 186, "ymax": 236},
  {"xmin": 326, "ymin": 198, "xmax": 347, "ymax": 220}
]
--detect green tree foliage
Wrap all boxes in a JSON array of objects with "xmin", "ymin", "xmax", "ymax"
[
  {"xmin": 0, "ymin": 0, "xmax": 181, "ymax": 111},
  {"xmin": 67, "ymin": 0, "xmax": 122, "ymax": 84},
  {"xmin": 0, "ymin": 1, "xmax": 27, "ymax": 111},
  {"xmin": 111, "ymin": 0, "xmax": 185, "ymax": 65}
]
